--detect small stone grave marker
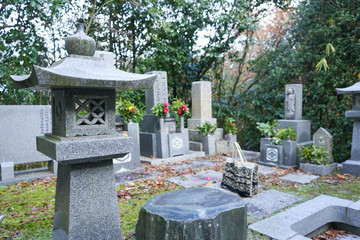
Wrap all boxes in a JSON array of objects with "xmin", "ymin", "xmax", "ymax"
[{"xmin": 313, "ymin": 127, "xmax": 334, "ymax": 163}]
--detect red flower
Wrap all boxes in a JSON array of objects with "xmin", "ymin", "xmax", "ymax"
[
  {"xmin": 163, "ymin": 107, "xmax": 169, "ymax": 114},
  {"xmin": 178, "ymin": 109, "xmax": 183, "ymax": 115},
  {"xmin": 163, "ymin": 102, "xmax": 168, "ymax": 107},
  {"xmin": 182, "ymin": 104, "xmax": 188, "ymax": 111}
]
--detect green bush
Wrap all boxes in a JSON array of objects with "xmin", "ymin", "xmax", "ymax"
[
  {"xmin": 196, "ymin": 122, "xmax": 217, "ymax": 136},
  {"xmin": 224, "ymin": 118, "xmax": 238, "ymax": 134},
  {"xmin": 298, "ymin": 145, "xmax": 329, "ymax": 165}
]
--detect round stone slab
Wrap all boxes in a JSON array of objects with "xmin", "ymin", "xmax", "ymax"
[{"xmin": 136, "ymin": 187, "xmax": 247, "ymax": 240}]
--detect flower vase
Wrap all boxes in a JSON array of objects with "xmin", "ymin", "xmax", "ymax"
[
  {"xmin": 179, "ymin": 115, "xmax": 184, "ymax": 130},
  {"xmin": 159, "ymin": 117, "xmax": 165, "ymax": 131}
]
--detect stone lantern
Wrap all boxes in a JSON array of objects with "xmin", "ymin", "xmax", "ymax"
[
  {"xmin": 336, "ymin": 83, "xmax": 360, "ymax": 176},
  {"xmin": 10, "ymin": 23, "xmax": 156, "ymax": 239}
]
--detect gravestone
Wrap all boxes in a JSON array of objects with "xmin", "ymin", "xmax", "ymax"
[
  {"xmin": 0, "ymin": 105, "xmax": 56, "ymax": 184},
  {"xmin": 10, "ymin": 22, "xmax": 156, "ymax": 239},
  {"xmin": 187, "ymin": 81, "xmax": 224, "ymax": 152},
  {"xmin": 313, "ymin": 127, "xmax": 333, "ymax": 163},
  {"xmin": 140, "ymin": 72, "xmax": 190, "ymax": 159},
  {"xmin": 259, "ymin": 84, "xmax": 312, "ymax": 169},
  {"xmin": 336, "ymin": 83, "xmax": 360, "ymax": 176}
]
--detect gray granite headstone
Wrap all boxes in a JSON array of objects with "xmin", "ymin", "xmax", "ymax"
[
  {"xmin": 313, "ymin": 127, "xmax": 333, "ymax": 163},
  {"xmin": 136, "ymin": 187, "xmax": 248, "ymax": 240}
]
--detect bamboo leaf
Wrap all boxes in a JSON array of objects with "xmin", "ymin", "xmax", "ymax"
[
  {"xmin": 325, "ymin": 43, "xmax": 336, "ymax": 56},
  {"xmin": 316, "ymin": 58, "xmax": 329, "ymax": 71}
]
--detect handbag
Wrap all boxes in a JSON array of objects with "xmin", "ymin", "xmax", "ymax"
[{"xmin": 221, "ymin": 142, "xmax": 259, "ymax": 197}]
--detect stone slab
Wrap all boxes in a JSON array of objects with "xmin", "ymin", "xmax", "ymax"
[
  {"xmin": 167, "ymin": 170, "xmax": 222, "ymax": 188},
  {"xmin": 136, "ymin": 187, "xmax": 247, "ymax": 240},
  {"xmin": 280, "ymin": 173, "xmax": 319, "ymax": 184},
  {"xmin": 114, "ymin": 169, "xmax": 161, "ymax": 185},
  {"xmin": 300, "ymin": 162, "xmax": 337, "ymax": 176},
  {"xmin": 37, "ymin": 133, "xmax": 133, "ymax": 163},
  {"xmin": 0, "ymin": 170, "xmax": 57, "ymax": 186},
  {"xmin": 249, "ymin": 195, "xmax": 358, "ymax": 240},
  {"xmin": 145, "ymin": 71, "xmax": 168, "ymax": 115},
  {"xmin": 258, "ymin": 165, "xmax": 279, "ymax": 175},
  {"xmin": 140, "ymin": 151, "xmax": 205, "ymax": 166},
  {"xmin": 170, "ymin": 160, "xmax": 216, "ymax": 171},
  {"xmin": 342, "ymin": 160, "xmax": 360, "ymax": 177},
  {"xmin": 243, "ymin": 189, "xmax": 303, "ymax": 218}
]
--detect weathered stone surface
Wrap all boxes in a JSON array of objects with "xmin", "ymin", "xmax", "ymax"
[
  {"xmin": 250, "ymin": 195, "xmax": 359, "ymax": 240},
  {"xmin": 257, "ymin": 165, "xmax": 279, "ymax": 175},
  {"xmin": 300, "ymin": 162, "xmax": 337, "ymax": 176},
  {"xmin": 0, "ymin": 162, "xmax": 14, "ymax": 181},
  {"xmin": 285, "ymin": 84, "xmax": 303, "ymax": 120},
  {"xmin": 136, "ymin": 187, "xmax": 247, "ymax": 240},
  {"xmin": 140, "ymin": 151, "xmax": 205, "ymax": 166},
  {"xmin": 53, "ymin": 160, "xmax": 121, "ymax": 239},
  {"xmin": 280, "ymin": 173, "xmax": 319, "ymax": 184},
  {"xmin": 167, "ymin": 170, "xmax": 222, "ymax": 188},
  {"xmin": 244, "ymin": 189, "xmax": 303, "ymax": 218},
  {"xmin": 313, "ymin": 127, "xmax": 333, "ymax": 163}
]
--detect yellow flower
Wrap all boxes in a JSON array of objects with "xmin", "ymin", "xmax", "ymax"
[{"xmin": 128, "ymin": 106, "xmax": 134, "ymax": 111}]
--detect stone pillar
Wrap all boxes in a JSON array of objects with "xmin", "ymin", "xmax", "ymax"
[
  {"xmin": 285, "ymin": 84, "xmax": 302, "ymax": 120},
  {"xmin": 188, "ymin": 81, "xmax": 217, "ymax": 129},
  {"xmin": 187, "ymin": 81, "xmax": 222, "ymax": 152},
  {"xmin": 313, "ymin": 127, "xmax": 333, "ymax": 163}
]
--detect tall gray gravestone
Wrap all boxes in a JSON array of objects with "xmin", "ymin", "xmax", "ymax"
[
  {"xmin": 10, "ymin": 23, "xmax": 156, "ymax": 239},
  {"xmin": 187, "ymin": 81, "xmax": 223, "ymax": 152},
  {"xmin": 313, "ymin": 127, "xmax": 333, "ymax": 163},
  {"xmin": 336, "ymin": 83, "xmax": 360, "ymax": 176}
]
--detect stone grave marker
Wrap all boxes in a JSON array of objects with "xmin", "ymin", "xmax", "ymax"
[
  {"xmin": 10, "ymin": 22, "xmax": 156, "ymax": 239},
  {"xmin": 313, "ymin": 127, "xmax": 333, "ymax": 163}
]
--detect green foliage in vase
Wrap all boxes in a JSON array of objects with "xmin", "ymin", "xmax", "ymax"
[
  {"xmin": 224, "ymin": 118, "xmax": 238, "ymax": 134},
  {"xmin": 171, "ymin": 98, "xmax": 189, "ymax": 116},
  {"xmin": 271, "ymin": 127, "xmax": 296, "ymax": 145},
  {"xmin": 196, "ymin": 122, "xmax": 217, "ymax": 136},
  {"xmin": 116, "ymin": 98, "xmax": 143, "ymax": 123},
  {"xmin": 256, "ymin": 120, "xmax": 279, "ymax": 138},
  {"xmin": 151, "ymin": 102, "xmax": 169, "ymax": 117}
]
